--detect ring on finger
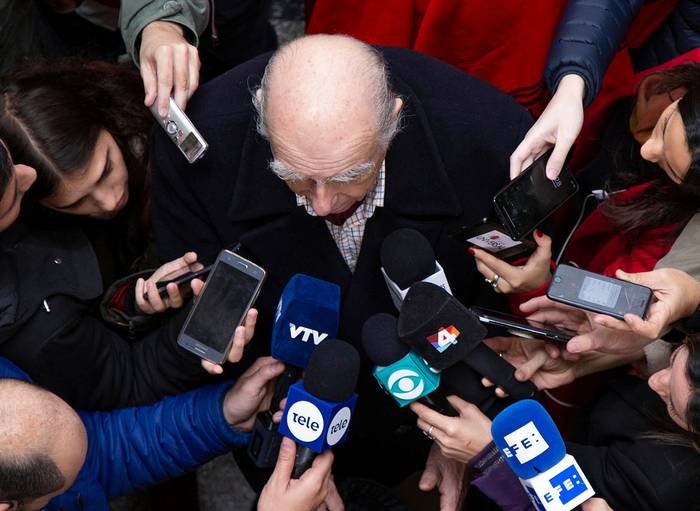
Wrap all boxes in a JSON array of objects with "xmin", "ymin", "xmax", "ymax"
[
  {"xmin": 489, "ymin": 274, "xmax": 501, "ymax": 290},
  {"xmin": 425, "ymin": 425, "xmax": 434, "ymax": 440}
]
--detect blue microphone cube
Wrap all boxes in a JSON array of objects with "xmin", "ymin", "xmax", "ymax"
[
  {"xmin": 522, "ymin": 454, "xmax": 595, "ymax": 511},
  {"xmin": 271, "ymin": 274, "xmax": 341, "ymax": 368},
  {"xmin": 373, "ymin": 352, "xmax": 441, "ymax": 407},
  {"xmin": 279, "ymin": 381, "xmax": 358, "ymax": 453}
]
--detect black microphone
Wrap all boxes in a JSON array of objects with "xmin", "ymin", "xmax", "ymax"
[
  {"xmin": 380, "ymin": 228, "xmax": 452, "ymax": 309},
  {"xmin": 397, "ymin": 282, "xmax": 536, "ymax": 398},
  {"xmin": 277, "ymin": 339, "xmax": 361, "ymax": 478},
  {"xmin": 362, "ymin": 313, "xmax": 459, "ymax": 416}
]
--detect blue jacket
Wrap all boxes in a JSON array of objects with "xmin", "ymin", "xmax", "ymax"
[
  {"xmin": 545, "ymin": 0, "xmax": 700, "ymax": 106},
  {"xmin": 0, "ymin": 357, "xmax": 249, "ymax": 511}
]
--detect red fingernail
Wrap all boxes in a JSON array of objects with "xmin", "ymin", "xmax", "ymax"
[
  {"xmin": 468, "ymin": 248, "xmax": 476, "ymax": 256},
  {"xmin": 534, "ymin": 229, "xmax": 543, "ymax": 238}
]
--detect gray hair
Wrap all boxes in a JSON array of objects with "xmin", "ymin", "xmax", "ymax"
[
  {"xmin": 269, "ymin": 158, "xmax": 375, "ymax": 184},
  {"xmin": 251, "ymin": 37, "xmax": 403, "ymax": 149}
]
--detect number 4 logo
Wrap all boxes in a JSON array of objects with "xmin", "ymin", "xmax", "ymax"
[{"xmin": 426, "ymin": 326, "xmax": 460, "ymax": 353}]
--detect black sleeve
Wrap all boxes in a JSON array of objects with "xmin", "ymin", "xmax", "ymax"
[
  {"xmin": 544, "ymin": 0, "xmax": 643, "ymax": 106},
  {"xmin": 566, "ymin": 440, "xmax": 699, "ymax": 511},
  {"xmin": 13, "ymin": 296, "xmax": 210, "ymax": 410}
]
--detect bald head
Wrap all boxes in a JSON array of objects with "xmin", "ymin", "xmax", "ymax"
[
  {"xmin": 0, "ymin": 379, "xmax": 86, "ymax": 507},
  {"xmin": 253, "ymin": 35, "xmax": 402, "ymax": 152}
]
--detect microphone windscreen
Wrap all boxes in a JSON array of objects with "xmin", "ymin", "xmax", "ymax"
[
  {"xmin": 305, "ymin": 339, "xmax": 361, "ymax": 402},
  {"xmin": 361, "ymin": 313, "xmax": 409, "ymax": 366},
  {"xmin": 397, "ymin": 282, "xmax": 487, "ymax": 370},
  {"xmin": 380, "ymin": 229, "xmax": 436, "ymax": 289},
  {"xmin": 270, "ymin": 274, "xmax": 341, "ymax": 368},
  {"xmin": 491, "ymin": 399, "xmax": 566, "ymax": 479},
  {"xmin": 440, "ymin": 362, "xmax": 497, "ymax": 409}
]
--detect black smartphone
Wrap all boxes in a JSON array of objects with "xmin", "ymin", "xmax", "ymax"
[
  {"xmin": 178, "ymin": 250, "xmax": 266, "ymax": 364},
  {"xmin": 493, "ymin": 150, "xmax": 579, "ymax": 240},
  {"xmin": 547, "ymin": 264, "xmax": 652, "ymax": 320},
  {"xmin": 449, "ymin": 219, "xmax": 535, "ymax": 261},
  {"xmin": 144, "ymin": 265, "xmax": 213, "ymax": 300},
  {"xmin": 471, "ymin": 306, "xmax": 575, "ymax": 343}
]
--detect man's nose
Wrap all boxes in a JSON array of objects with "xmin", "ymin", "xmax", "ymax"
[{"xmin": 310, "ymin": 184, "xmax": 334, "ymax": 216}]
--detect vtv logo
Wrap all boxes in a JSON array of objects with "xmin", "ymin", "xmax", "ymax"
[
  {"xmin": 502, "ymin": 421, "xmax": 549, "ymax": 464},
  {"xmin": 289, "ymin": 323, "xmax": 328, "ymax": 345},
  {"xmin": 387, "ymin": 369, "xmax": 425, "ymax": 401},
  {"xmin": 426, "ymin": 325, "xmax": 460, "ymax": 353}
]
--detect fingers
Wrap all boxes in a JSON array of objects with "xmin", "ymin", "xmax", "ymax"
[
  {"xmin": 270, "ymin": 436, "xmax": 296, "ymax": 484},
  {"xmin": 226, "ymin": 325, "xmax": 249, "ymax": 364},
  {"xmin": 530, "ymin": 230, "xmax": 552, "ymax": 262},
  {"xmin": 172, "ymin": 42, "xmax": 190, "ymax": 110},
  {"xmin": 201, "ymin": 359, "xmax": 224, "ymax": 375},
  {"xmin": 418, "ymin": 461, "xmax": 439, "ymax": 492},
  {"xmin": 187, "ymin": 45, "xmax": 200, "ymax": 100},
  {"xmin": 544, "ymin": 137, "xmax": 573, "ymax": 180},
  {"xmin": 322, "ymin": 475, "xmax": 344, "ymax": 511},
  {"xmin": 141, "ymin": 62, "xmax": 158, "ymax": 107},
  {"xmin": 155, "ymin": 45, "xmax": 174, "ymax": 117},
  {"xmin": 244, "ymin": 309, "xmax": 259, "ymax": 343},
  {"xmin": 409, "ymin": 402, "xmax": 453, "ymax": 433},
  {"xmin": 509, "ymin": 138, "xmax": 548, "ymax": 180},
  {"xmin": 566, "ymin": 332, "xmax": 599, "ymax": 354},
  {"xmin": 472, "ymin": 248, "xmax": 520, "ymax": 283},
  {"xmin": 512, "ymin": 348, "xmax": 549, "ymax": 383},
  {"xmin": 191, "ymin": 278, "xmax": 205, "ymax": 296},
  {"xmin": 520, "ymin": 295, "xmax": 570, "ymax": 314}
]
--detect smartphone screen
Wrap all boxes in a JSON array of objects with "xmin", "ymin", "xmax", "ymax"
[
  {"xmin": 493, "ymin": 150, "xmax": 578, "ymax": 239},
  {"xmin": 182, "ymin": 263, "xmax": 260, "ymax": 353},
  {"xmin": 578, "ymin": 276, "xmax": 621, "ymax": 308}
]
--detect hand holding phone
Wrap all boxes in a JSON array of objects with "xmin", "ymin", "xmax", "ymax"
[
  {"xmin": 178, "ymin": 250, "xmax": 266, "ymax": 365},
  {"xmin": 493, "ymin": 149, "xmax": 578, "ymax": 240},
  {"xmin": 547, "ymin": 264, "xmax": 652, "ymax": 321},
  {"xmin": 137, "ymin": 252, "xmax": 206, "ymax": 314},
  {"xmin": 471, "ymin": 230, "xmax": 553, "ymax": 294},
  {"xmin": 150, "ymin": 96, "xmax": 208, "ymax": 163}
]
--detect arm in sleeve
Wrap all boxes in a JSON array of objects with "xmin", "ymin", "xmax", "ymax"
[
  {"xmin": 544, "ymin": 0, "xmax": 643, "ymax": 106},
  {"xmin": 32, "ymin": 296, "xmax": 207, "ymax": 409},
  {"xmin": 80, "ymin": 381, "xmax": 249, "ymax": 498},
  {"xmin": 119, "ymin": 0, "xmax": 211, "ymax": 65}
]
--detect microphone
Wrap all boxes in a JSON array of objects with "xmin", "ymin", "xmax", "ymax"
[
  {"xmin": 278, "ymin": 339, "xmax": 360, "ymax": 478},
  {"xmin": 361, "ymin": 313, "xmax": 458, "ymax": 416},
  {"xmin": 248, "ymin": 274, "xmax": 341, "ymax": 468},
  {"xmin": 491, "ymin": 400, "xmax": 595, "ymax": 510},
  {"xmin": 397, "ymin": 282, "xmax": 536, "ymax": 398},
  {"xmin": 380, "ymin": 228, "xmax": 452, "ymax": 309}
]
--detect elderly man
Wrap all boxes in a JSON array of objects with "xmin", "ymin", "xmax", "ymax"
[{"xmin": 150, "ymin": 34, "xmax": 530, "ymax": 505}]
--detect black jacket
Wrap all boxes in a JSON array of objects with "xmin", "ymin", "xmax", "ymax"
[
  {"xmin": 150, "ymin": 46, "xmax": 533, "ymax": 481},
  {"xmin": 568, "ymin": 377, "xmax": 700, "ymax": 511},
  {"xmin": 0, "ymin": 224, "xmax": 209, "ymax": 410},
  {"xmin": 545, "ymin": 0, "xmax": 700, "ymax": 106}
]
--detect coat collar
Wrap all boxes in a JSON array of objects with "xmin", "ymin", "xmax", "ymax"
[{"xmin": 226, "ymin": 75, "xmax": 462, "ymax": 222}]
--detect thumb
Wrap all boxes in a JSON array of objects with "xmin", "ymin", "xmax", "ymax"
[
  {"xmin": 615, "ymin": 269, "xmax": 649, "ymax": 287},
  {"xmin": 270, "ymin": 436, "xmax": 296, "ymax": 483},
  {"xmin": 545, "ymin": 139, "xmax": 571, "ymax": 180},
  {"xmin": 419, "ymin": 461, "xmax": 440, "ymax": 491}
]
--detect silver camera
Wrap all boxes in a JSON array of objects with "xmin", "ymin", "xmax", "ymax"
[{"xmin": 150, "ymin": 97, "xmax": 208, "ymax": 163}]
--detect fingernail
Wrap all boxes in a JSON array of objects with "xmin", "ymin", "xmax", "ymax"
[
  {"xmin": 468, "ymin": 248, "xmax": 476, "ymax": 256},
  {"xmin": 567, "ymin": 340, "xmax": 580, "ymax": 352},
  {"xmin": 534, "ymin": 229, "xmax": 543, "ymax": 238}
]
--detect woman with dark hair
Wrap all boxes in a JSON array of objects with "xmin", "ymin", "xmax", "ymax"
[
  {"xmin": 0, "ymin": 60, "xmax": 255, "ymax": 414},
  {"xmin": 470, "ymin": 62, "xmax": 700, "ymax": 307},
  {"xmin": 410, "ymin": 333, "xmax": 700, "ymax": 510}
]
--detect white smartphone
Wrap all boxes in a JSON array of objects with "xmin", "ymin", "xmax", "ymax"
[
  {"xmin": 150, "ymin": 97, "xmax": 208, "ymax": 163},
  {"xmin": 178, "ymin": 250, "xmax": 266, "ymax": 364}
]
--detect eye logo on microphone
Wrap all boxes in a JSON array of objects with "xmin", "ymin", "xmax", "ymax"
[
  {"xmin": 386, "ymin": 369, "xmax": 425, "ymax": 400},
  {"xmin": 426, "ymin": 325, "xmax": 460, "ymax": 353}
]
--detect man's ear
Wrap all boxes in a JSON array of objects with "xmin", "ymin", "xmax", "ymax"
[{"xmin": 393, "ymin": 97, "xmax": 403, "ymax": 117}]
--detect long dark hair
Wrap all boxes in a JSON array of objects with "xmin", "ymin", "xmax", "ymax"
[
  {"xmin": 0, "ymin": 58, "xmax": 152, "ymax": 205},
  {"xmin": 601, "ymin": 63, "xmax": 700, "ymax": 241}
]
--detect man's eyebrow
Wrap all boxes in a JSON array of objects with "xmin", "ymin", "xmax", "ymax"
[{"xmin": 327, "ymin": 161, "xmax": 374, "ymax": 183}]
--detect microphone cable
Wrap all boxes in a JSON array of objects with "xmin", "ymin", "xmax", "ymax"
[{"xmin": 554, "ymin": 189, "xmax": 627, "ymax": 266}]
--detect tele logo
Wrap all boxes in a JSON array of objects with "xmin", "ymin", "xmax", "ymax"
[
  {"xmin": 387, "ymin": 369, "xmax": 425, "ymax": 400},
  {"xmin": 289, "ymin": 323, "xmax": 328, "ymax": 345},
  {"xmin": 286, "ymin": 401, "xmax": 324, "ymax": 442},
  {"xmin": 326, "ymin": 407, "xmax": 352, "ymax": 446},
  {"xmin": 426, "ymin": 326, "xmax": 460, "ymax": 353},
  {"xmin": 502, "ymin": 421, "xmax": 549, "ymax": 464}
]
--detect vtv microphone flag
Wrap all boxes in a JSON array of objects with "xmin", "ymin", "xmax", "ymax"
[
  {"xmin": 270, "ymin": 273, "xmax": 341, "ymax": 368},
  {"xmin": 491, "ymin": 400, "xmax": 595, "ymax": 511}
]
